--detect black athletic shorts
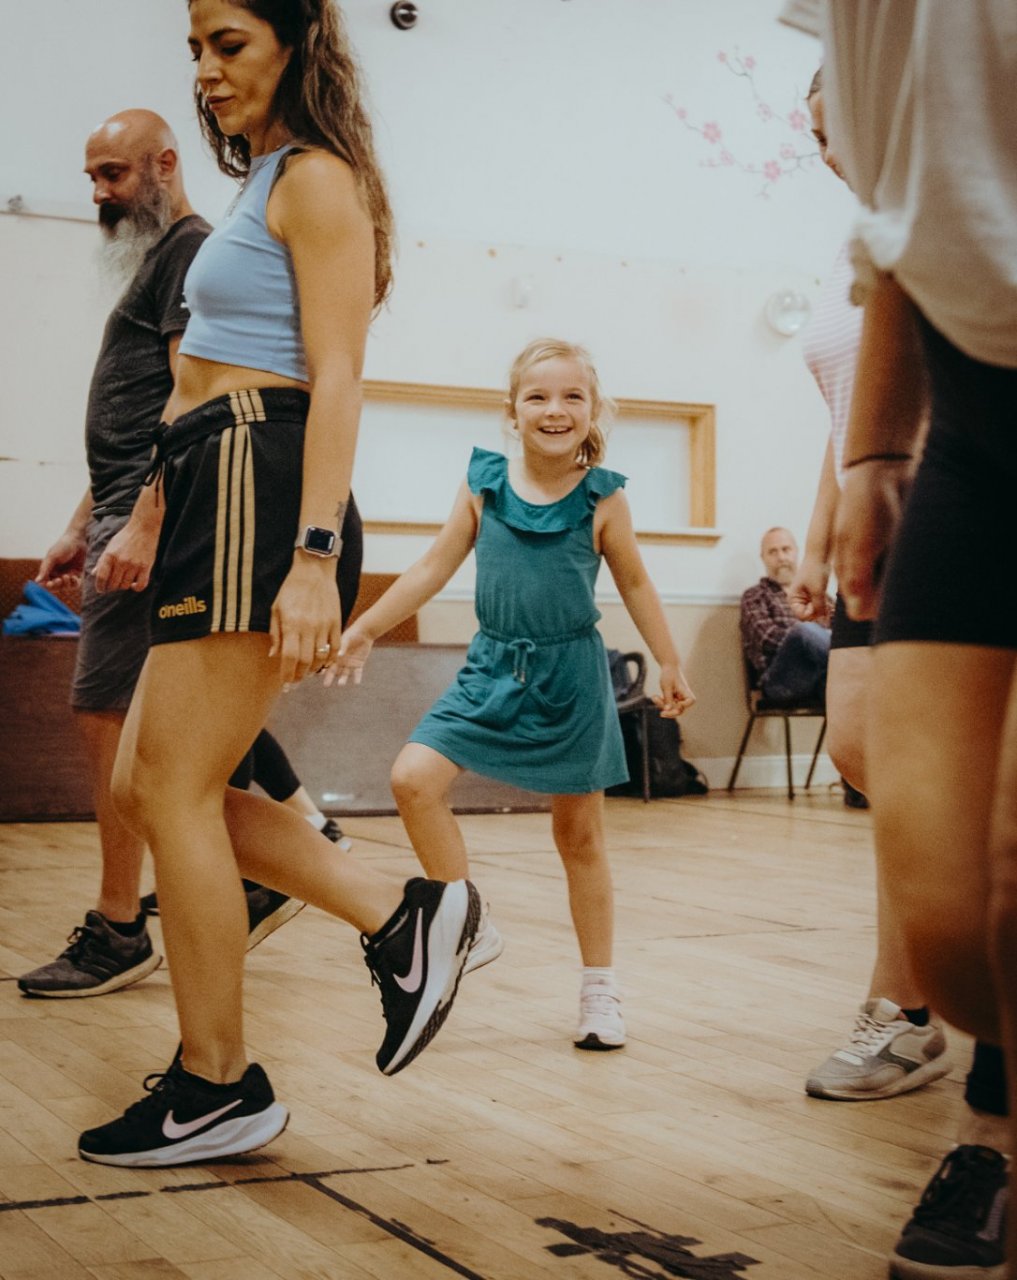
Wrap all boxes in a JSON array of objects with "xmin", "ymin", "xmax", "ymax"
[
  {"xmin": 150, "ymin": 387, "xmax": 360, "ymax": 646},
  {"xmin": 830, "ymin": 593, "xmax": 873, "ymax": 651},
  {"xmin": 875, "ymin": 317, "xmax": 1017, "ymax": 650}
]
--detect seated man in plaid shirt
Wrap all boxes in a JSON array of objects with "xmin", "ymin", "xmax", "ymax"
[{"xmin": 739, "ymin": 527, "xmax": 831, "ymax": 706}]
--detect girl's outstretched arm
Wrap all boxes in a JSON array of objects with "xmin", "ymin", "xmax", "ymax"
[
  {"xmin": 598, "ymin": 490, "xmax": 696, "ymax": 717},
  {"xmin": 328, "ymin": 480, "xmax": 479, "ymax": 685}
]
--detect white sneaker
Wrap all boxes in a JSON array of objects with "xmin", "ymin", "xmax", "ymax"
[
  {"xmin": 463, "ymin": 906, "xmax": 504, "ymax": 974},
  {"xmin": 574, "ymin": 979, "xmax": 625, "ymax": 1050},
  {"xmin": 806, "ymin": 997, "xmax": 950, "ymax": 1100}
]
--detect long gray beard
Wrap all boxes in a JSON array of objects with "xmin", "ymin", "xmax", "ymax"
[{"xmin": 96, "ymin": 190, "xmax": 174, "ymax": 290}]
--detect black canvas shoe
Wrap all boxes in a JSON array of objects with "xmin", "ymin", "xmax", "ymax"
[
  {"xmin": 321, "ymin": 818, "xmax": 353, "ymax": 852},
  {"xmin": 138, "ymin": 887, "xmax": 303, "ymax": 950},
  {"xmin": 17, "ymin": 911, "xmax": 161, "ymax": 998},
  {"xmin": 890, "ymin": 1145, "xmax": 1008, "ymax": 1279},
  {"xmin": 78, "ymin": 1059, "xmax": 289, "ymax": 1167},
  {"xmin": 363, "ymin": 878, "xmax": 480, "ymax": 1076}
]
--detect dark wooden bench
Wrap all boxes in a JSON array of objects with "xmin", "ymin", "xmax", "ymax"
[{"xmin": 0, "ymin": 561, "xmax": 546, "ymax": 819}]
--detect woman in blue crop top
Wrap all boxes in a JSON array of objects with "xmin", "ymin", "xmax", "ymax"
[{"xmin": 78, "ymin": 0, "xmax": 482, "ymax": 1170}]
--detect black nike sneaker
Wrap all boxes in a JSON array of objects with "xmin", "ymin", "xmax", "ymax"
[
  {"xmin": 78, "ymin": 1058, "xmax": 289, "ymax": 1167},
  {"xmin": 363, "ymin": 877, "xmax": 480, "ymax": 1076}
]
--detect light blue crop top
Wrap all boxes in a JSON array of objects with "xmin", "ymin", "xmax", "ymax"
[{"xmin": 179, "ymin": 146, "xmax": 306, "ymax": 381}]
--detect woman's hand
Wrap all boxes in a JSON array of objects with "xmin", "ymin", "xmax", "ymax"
[
  {"xmin": 326, "ymin": 623, "xmax": 375, "ymax": 688},
  {"xmin": 270, "ymin": 553, "xmax": 343, "ymax": 685},
  {"xmin": 656, "ymin": 663, "xmax": 697, "ymax": 718},
  {"xmin": 93, "ymin": 517, "xmax": 160, "ymax": 593},
  {"xmin": 833, "ymin": 458, "xmax": 915, "ymax": 620},
  {"xmin": 789, "ymin": 551, "xmax": 832, "ymax": 623}
]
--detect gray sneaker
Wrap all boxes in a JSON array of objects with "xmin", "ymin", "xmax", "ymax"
[
  {"xmin": 17, "ymin": 911, "xmax": 162, "ymax": 998},
  {"xmin": 806, "ymin": 998, "xmax": 950, "ymax": 1100}
]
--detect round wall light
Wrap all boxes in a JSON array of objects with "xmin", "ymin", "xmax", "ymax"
[{"xmin": 764, "ymin": 289, "xmax": 812, "ymax": 337}]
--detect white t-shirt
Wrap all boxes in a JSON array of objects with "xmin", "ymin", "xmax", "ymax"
[{"xmin": 823, "ymin": 0, "xmax": 1017, "ymax": 369}]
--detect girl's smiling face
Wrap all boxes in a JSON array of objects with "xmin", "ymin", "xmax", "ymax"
[{"xmin": 511, "ymin": 356, "xmax": 594, "ymax": 461}]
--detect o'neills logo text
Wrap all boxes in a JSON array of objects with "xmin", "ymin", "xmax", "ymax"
[{"xmin": 158, "ymin": 596, "xmax": 208, "ymax": 620}]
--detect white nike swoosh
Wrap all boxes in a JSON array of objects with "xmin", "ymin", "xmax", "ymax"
[
  {"xmin": 392, "ymin": 909, "xmax": 425, "ymax": 993},
  {"xmin": 162, "ymin": 1097, "xmax": 244, "ymax": 1140}
]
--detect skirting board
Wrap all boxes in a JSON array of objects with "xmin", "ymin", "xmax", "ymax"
[{"xmin": 697, "ymin": 753, "xmax": 839, "ymax": 792}]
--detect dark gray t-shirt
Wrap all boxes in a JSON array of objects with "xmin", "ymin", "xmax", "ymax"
[{"xmin": 85, "ymin": 214, "xmax": 211, "ymax": 513}]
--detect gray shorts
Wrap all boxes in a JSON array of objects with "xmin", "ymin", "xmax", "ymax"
[{"xmin": 71, "ymin": 512, "xmax": 152, "ymax": 712}]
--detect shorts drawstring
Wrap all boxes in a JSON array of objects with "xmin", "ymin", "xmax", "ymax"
[{"xmin": 142, "ymin": 424, "xmax": 169, "ymax": 505}]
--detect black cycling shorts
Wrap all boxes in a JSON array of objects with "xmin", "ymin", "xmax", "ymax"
[{"xmin": 875, "ymin": 317, "xmax": 1017, "ymax": 650}]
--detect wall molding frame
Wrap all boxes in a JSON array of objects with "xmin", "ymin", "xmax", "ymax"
[{"xmin": 361, "ymin": 379, "xmax": 720, "ymax": 546}]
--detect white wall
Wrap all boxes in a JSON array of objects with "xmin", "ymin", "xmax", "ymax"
[{"xmin": 1, "ymin": 0, "xmax": 853, "ymax": 606}]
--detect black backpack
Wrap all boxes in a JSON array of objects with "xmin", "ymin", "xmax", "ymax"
[{"xmin": 605, "ymin": 650, "xmax": 708, "ymax": 798}]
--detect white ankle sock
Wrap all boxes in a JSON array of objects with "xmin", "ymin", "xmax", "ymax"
[
  {"xmin": 305, "ymin": 812, "xmax": 327, "ymax": 831},
  {"xmin": 582, "ymin": 966, "xmax": 616, "ymax": 989}
]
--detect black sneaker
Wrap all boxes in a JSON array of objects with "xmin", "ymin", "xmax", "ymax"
[
  {"xmin": 245, "ymin": 886, "xmax": 305, "ymax": 951},
  {"xmin": 139, "ymin": 886, "xmax": 303, "ymax": 950},
  {"xmin": 890, "ymin": 1145, "xmax": 1008, "ymax": 1279},
  {"xmin": 17, "ymin": 911, "xmax": 161, "ymax": 998},
  {"xmin": 363, "ymin": 878, "xmax": 480, "ymax": 1076},
  {"xmin": 321, "ymin": 817, "xmax": 353, "ymax": 851},
  {"xmin": 78, "ymin": 1058, "xmax": 288, "ymax": 1167}
]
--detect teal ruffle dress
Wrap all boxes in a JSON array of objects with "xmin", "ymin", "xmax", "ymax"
[{"xmin": 409, "ymin": 447, "xmax": 629, "ymax": 794}]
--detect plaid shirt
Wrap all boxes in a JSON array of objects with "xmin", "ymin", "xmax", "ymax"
[{"xmin": 739, "ymin": 577, "xmax": 830, "ymax": 675}]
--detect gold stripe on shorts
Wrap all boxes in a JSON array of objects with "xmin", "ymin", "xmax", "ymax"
[{"xmin": 212, "ymin": 395, "xmax": 259, "ymax": 632}]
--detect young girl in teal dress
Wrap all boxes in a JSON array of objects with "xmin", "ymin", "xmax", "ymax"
[{"xmin": 333, "ymin": 338, "xmax": 695, "ymax": 1048}]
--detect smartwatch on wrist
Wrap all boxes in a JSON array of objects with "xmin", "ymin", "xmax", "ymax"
[{"xmin": 294, "ymin": 525, "xmax": 341, "ymax": 558}]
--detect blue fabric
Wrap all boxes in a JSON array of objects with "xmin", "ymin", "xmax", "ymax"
[
  {"xmin": 409, "ymin": 448, "xmax": 630, "ymax": 794},
  {"xmin": 759, "ymin": 621, "xmax": 829, "ymax": 705},
  {"xmin": 179, "ymin": 147, "xmax": 306, "ymax": 382},
  {"xmin": 3, "ymin": 581, "xmax": 81, "ymax": 636}
]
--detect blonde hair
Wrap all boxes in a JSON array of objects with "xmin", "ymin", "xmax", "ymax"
[{"xmin": 506, "ymin": 338, "xmax": 615, "ymax": 467}]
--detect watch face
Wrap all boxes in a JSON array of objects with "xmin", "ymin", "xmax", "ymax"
[{"xmin": 304, "ymin": 526, "xmax": 336, "ymax": 554}]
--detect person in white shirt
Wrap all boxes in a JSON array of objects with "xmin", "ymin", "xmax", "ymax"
[{"xmin": 824, "ymin": 4, "xmax": 1017, "ymax": 1277}]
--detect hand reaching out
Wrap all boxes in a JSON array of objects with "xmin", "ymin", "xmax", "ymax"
[{"xmin": 325, "ymin": 624, "xmax": 375, "ymax": 687}]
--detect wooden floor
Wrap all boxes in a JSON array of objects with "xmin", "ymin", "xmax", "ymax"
[{"xmin": 0, "ymin": 792, "xmax": 969, "ymax": 1280}]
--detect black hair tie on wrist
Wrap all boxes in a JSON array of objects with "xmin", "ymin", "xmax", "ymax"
[{"xmin": 843, "ymin": 452, "xmax": 914, "ymax": 470}]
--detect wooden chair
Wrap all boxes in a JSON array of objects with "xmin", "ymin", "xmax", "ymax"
[{"xmin": 726, "ymin": 653, "xmax": 826, "ymax": 800}]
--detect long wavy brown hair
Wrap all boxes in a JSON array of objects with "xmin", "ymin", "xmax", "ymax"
[{"xmin": 190, "ymin": 0, "xmax": 393, "ymax": 308}]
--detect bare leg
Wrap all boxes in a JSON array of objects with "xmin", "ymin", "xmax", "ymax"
[
  {"xmin": 113, "ymin": 633, "xmax": 403, "ymax": 1084},
  {"xmin": 224, "ymin": 787, "xmax": 412, "ymax": 924},
  {"xmin": 826, "ymin": 648, "xmax": 871, "ymax": 793},
  {"xmin": 827, "ymin": 648, "xmax": 927, "ymax": 1010},
  {"xmin": 390, "ymin": 743, "xmax": 468, "ymax": 879},
  {"xmin": 281, "ymin": 784, "xmax": 320, "ymax": 820},
  {"xmin": 987, "ymin": 669, "xmax": 1017, "ymax": 1274},
  {"xmin": 868, "ymin": 642, "xmax": 1014, "ymax": 1043},
  {"xmin": 551, "ymin": 792, "xmax": 612, "ymax": 967},
  {"xmin": 76, "ymin": 709, "xmax": 145, "ymax": 923}
]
